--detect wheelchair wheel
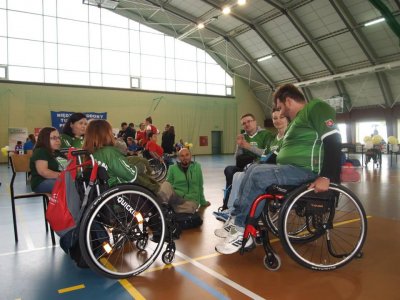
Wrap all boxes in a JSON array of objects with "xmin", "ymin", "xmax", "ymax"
[
  {"xmin": 278, "ymin": 183, "xmax": 367, "ymax": 271},
  {"xmin": 263, "ymin": 253, "xmax": 281, "ymax": 271},
  {"xmin": 148, "ymin": 158, "xmax": 167, "ymax": 182},
  {"xmin": 79, "ymin": 184, "xmax": 166, "ymax": 279}
]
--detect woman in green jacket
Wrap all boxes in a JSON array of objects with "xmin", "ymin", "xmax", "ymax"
[{"xmin": 60, "ymin": 113, "xmax": 88, "ymax": 149}]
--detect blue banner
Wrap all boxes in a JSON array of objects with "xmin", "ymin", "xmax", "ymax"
[{"xmin": 51, "ymin": 111, "xmax": 107, "ymax": 130}]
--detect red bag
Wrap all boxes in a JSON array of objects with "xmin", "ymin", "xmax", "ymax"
[
  {"xmin": 46, "ymin": 149, "xmax": 82, "ymax": 236},
  {"xmin": 340, "ymin": 163, "xmax": 361, "ymax": 183}
]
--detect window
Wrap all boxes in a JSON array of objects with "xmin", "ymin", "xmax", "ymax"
[
  {"xmin": 397, "ymin": 119, "xmax": 400, "ymax": 141},
  {"xmin": 0, "ymin": 65, "xmax": 7, "ymax": 79},
  {"xmin": 355, "ymin": 121, "xmax": 387, "ymax": 143},
  {"xmin": 337, "ymin": 123, "xmax": 347, "ymax": 143},
  {"xmin": 1, "ymin": 1, "xmax": 233, "ymax": 95}
]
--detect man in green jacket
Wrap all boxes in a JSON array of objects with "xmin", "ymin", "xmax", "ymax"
[{"xmin": 166, "ymin": 148, "xmax": 209, "ymax": 207}]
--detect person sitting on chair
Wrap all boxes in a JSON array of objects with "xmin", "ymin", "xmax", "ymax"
[
  {"xmin": 23, "ymin": 134, "xmax": 36, "ymax": 152},
  {"xmin": 215, "ymin": 84, "xmax": 342, "ymax": 254},
  {"xmin": 30, "ymin": 127, "xmax": 65, "ymax": 193},
  {"xmin": 213, "ymin": 107, "xmax": 289, "ymax": 222},
  {"xmin": 166, "ymin": 148, "xmax": 210, "ymax": 208},
  {"xmin": 222, "ymin": 113, "xmax": 274, "ymax": 211}
]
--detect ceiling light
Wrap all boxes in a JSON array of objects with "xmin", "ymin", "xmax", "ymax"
[
  {"xmin": 364, "ymin": 17, "xmax": 385, "ymax": 27},
  {"xmin": 238, "ymin": 0, "xmax": 246, "ymax": 5},
  {"xmin": 257, "ymin": 55, "xmax": 273, "ymax": 62},
  {"xmin": 222, "ymin": 6, "xmax": 231, "ymax": 15},
  {"xmin": 197, "ymin": 23, "xmax": 205, "ymax": 29}
]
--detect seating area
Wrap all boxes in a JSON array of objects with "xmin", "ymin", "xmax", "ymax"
[
  {"xmin": 0, "ymin": 154, "xmax": 399, "ymax": 299},
  {"xmin": 9, "ymin": 153, "xmax": 55, "ymax": 245}
]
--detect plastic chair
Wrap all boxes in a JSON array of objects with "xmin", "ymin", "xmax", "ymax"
[{"xmin": 9, "ymin": 153, "xmax": 56, "ymax": 245}]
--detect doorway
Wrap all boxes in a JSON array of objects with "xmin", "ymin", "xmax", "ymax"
[{"xmin": 211, "ymin": 131, "xmax": 222, "ymax": 154}]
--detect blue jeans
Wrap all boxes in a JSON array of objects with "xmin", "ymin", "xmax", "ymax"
[
  {"xmin": 226, "ymin": 171, "xmax": 245, "ymax": 211},
  {"xmin": 33, "ymin": 179, "xmax": 57, "ymax": 194},
  {"xmin": 232, "ymin": 164, "xmax": 317, "ymax": 228}
]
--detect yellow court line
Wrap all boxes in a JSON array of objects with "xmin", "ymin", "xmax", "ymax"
[
  {"xmin": 334, "ymin": 215, "xmax": 372, "ymax": 227},
  {"xmin": 119, "ymin": 279, "xmax": 146, "ymax": 300},
  {"xmin": 99, "ymin": 214, "xmax": 374, "ymax": 298},
  {"xmin": 100, "ymin": 257, "xmax": 146, "ymax": 300},
  {"xmin": 58, "ymin": 284, "xmax": 85, "ymax": 294}
]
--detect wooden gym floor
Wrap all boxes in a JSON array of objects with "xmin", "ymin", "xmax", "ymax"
[{"xmin": 0, "ymin": 154, "xmax": 399, "ymax": 300}]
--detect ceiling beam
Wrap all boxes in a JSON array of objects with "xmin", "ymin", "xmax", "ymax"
[
  {"xmin": 114, "ymin": 5, "xmax": 230, "ymax": 73},
  {"xmin": 201, "ymin": 0, "xmax": 302, "ymax": 81},
  {"xmin": 265, "ymin": 0, "xmax": 337, "ymax": 73},
  {"xmin": 331, "ymin": 0, "xmax": 396, "ymax": 108},
  {"xmin": 265, "ymin": 0, "xmax": 353, "ymax": 110},
  {"xmin": 376, "ymin": 72, "xmax": 395, "ymax": 107},
  {"xmin": 141, "ymin": 0, "xmax": 275, "ymax": 89},
  {"xmin": 228, "ymin": 38, "xmax": 275, "ymax": 89}
]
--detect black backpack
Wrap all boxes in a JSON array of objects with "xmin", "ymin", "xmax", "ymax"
[{"xmin": 174, "ymin": 212, "xmax": 203, "ymax": 230}]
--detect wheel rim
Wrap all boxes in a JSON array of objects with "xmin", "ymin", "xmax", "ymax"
[
  {"xmin": 84, "ymin": 189, "xmax": 165, "ymax": 277},
  {"xmin": 282, "ymin": 186, "xmax": 367, "ymax": 270}
]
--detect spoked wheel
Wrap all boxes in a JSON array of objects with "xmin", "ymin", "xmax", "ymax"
[
  {"xmin": 148, "ymin": 158, "xmax": 167, "ymax": 182},
  {"xmin": 263, "ymin": 253, "xmax": 281, "ymax": 271},
  {"xmin": 278, "ymin": 184, "xmax": 367, "ymax": 271},
  {"xmin": 79, "ymin": 185, "xmax": 166, "ymax": 279}
]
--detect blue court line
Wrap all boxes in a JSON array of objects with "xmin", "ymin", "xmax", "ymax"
[{"xmin": 175, "ymin": 266, "xmax": 229, "ymax": 300}]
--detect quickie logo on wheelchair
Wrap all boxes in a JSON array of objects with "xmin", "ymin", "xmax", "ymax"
[{"xmin": 116, "ymin": 195, "xmax": 144, "ymax": 223}]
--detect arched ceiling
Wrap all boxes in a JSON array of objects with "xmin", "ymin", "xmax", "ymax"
[{"xmin": 106, "ymin": 0, "xmax": 400, "ymax": 114}]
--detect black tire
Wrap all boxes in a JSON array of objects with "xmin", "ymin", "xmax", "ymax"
[
  {"xmin": 263, "ymin": 253, "xmax": 281, "ymax": 271},
  {"xmin": 79, "ymin": 184, "xmax": 166, "ymax": 279},
  {"xmin": 162, "ymin": 250, "xmax": 175, "ymax": 264},
  {"xmin": 278, "ymin": 183, "xmax": 367, "ymax": 271}
]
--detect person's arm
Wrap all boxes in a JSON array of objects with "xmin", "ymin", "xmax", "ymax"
[
  {"xmin": 35, "ymin": 160, "xmax": 60, "ymax": 179},
  {"xmin": 308, "ymin": 102, "xmax": 342, "ymax": 193},
  {"xmin": 110, "ymin": 156, "xmax": 137, "ymax": 183},
  {"xmin": 309, "ymin": 133, "xmax": 342, "ymax": 192}
]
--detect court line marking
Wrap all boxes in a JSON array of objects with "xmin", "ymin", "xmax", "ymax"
[
  {"xmin": 119, "ymin": 279, "xmax": 146, "ymax": 300},
  {"xmin": 174, "ymin": 250, "xmax": 266, "ymax": 300},
  {"xmin": 1, "ymin": 214, "xmax": 374, "ymax": 299},
  {"xmin": 175, "ymin": 267, "xmax": 230, "ymax": 300},
  {"xmin": 58, "ymin": 284, "xmax": 85, "ymax": 294},
  {"xmin": 100, "ymin": 257, "xmax": 146, "ymax": 300},
  {"xmin": 16, "ymin": 206, "xmax": 35, "ymax": 250}
]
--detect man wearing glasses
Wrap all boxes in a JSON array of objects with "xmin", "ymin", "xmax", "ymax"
[{"xmin": 218, "ymin": 113, "xmax": 274, "ymax": 214}]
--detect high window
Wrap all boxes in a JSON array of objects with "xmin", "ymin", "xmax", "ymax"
[{"xmin": 0, "ymin": 0, "xmax": 233, "ymax": 96}]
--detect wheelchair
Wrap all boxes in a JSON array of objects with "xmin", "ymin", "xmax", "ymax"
[
  {"xmin": 241, "ymin": 183, "xmax": 368, "ymax": 272},
  {"xmin": 141, "ymin": 150, "xmax": 169, "ymax": 182},
  {"xmin": 71, "ymin": 150, "xmax": 179, "ymax": 279}
]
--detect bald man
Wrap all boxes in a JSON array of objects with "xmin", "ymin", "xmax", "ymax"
[{"xmin": 166, "ymin": 148, "xmax": 210, "ymax": 207}]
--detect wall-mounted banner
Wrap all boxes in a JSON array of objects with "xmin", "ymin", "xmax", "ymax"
[{"xmin": 51, "ymin": 111, "xmax": 107, "ymax": 130}]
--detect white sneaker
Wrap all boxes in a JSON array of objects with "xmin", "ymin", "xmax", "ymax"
[
  {"xmin": 214, "ymin": 216, "xmax": 235, "ymax": 238},
  {"xmin": 215, "ymin": 226, "xmax": 254, "ymax": 255}
]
